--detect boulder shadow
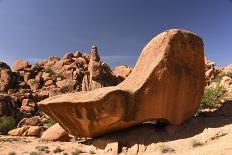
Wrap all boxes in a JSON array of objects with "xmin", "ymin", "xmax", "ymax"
[{"xmin": 83, "ymin": 100, "xmax": 232, "ymax": 151}]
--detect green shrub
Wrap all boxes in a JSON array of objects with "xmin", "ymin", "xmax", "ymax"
[
  {"xmin": 53, "ymin": 146, "xmax": 64, "ymax": 153},
  {"xmin": 47, "ymin": 118, "xmax": 56, "ymax": 128},
  {"xmin": 199, "ymin": 84, "xmax": 226, "ymax": 111},
  {"xmin": 34, "ymin": 63, "xmax": 40, "ymax": 70},
  {"xmin": 192, "ymin": 139, "xmax": 204, "ymax": 148},
  {"xmin": 35, "ymin": 146, "xmax": 49, "ymax": 152},
  {"xmin": 29, "ymin": 152, "xmax": 38, "ymax": 155},
  {"xmin": 212, "ymin": 72, "xmax": 232, "ymax": 83},
  {"xmin": 44, "ymin": 66, "xmax": 54, "ymax": 75},
  {"xmin": 159, "ymin": 144, "xmax": 175, "ymax": 153},
  {"xmin": 0, "ymin": 116, "xmax": 16, "ymax": 134}
]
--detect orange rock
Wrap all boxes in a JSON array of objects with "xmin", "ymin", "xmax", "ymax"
[
  {"xmin": 41, "ymin": 123, "xmax": 71, "ymax": 142},
  {"xmin": 39, "ymin": 29, "xmax": 205, "ymax": 138}
]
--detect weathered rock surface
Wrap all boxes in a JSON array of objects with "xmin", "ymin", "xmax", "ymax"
[
  {"xmin": 0, "ymin": 61, "xmax": 14, "ymax": 92},
  {"xmin": 13, "ymin": 60, "xmax": 29, "ymax": 71},
  {"xmin": 81, "ymin": 46, "xmax": 118, "ymax": 91},
  {"xmin": 205, "ymin": 56, "xmax": 219, "ymax": 85},
  {"xmin": 112, "ymin": 65, "xmax": 133, "ymax": 82},
  {"xmin": 39, "ymin": 29, "xmax": 205, "ymax": 137},
  {"xmin": 41, "ymin": 123, "xmax": 71, "ymax": 141},
  {"xmin": 8, "ymin": 126, "xmax": 43, "ymax": 137}
]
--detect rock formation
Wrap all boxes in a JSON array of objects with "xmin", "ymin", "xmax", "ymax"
[
  {"xmin": 38, "ymin": 29, "xmax": 205, "ymax": 138},
  {"xmin": 112, "ymin": 65, "xmax": 133, "ymax": 82},
  {"xmin": 205, "ymin": 56, "xmax": 219, "ymax": 85},
  {"xmin": 82, "ymin": 45, "xmax": 117, "ymax": 91},
  {"xmin": 0, "ymin": 61, "xmax": 15, "ymax": 92}
]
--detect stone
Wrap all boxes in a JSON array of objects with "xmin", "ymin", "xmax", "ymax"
[
  {"xmin": 204, "ymin": 56, "xmax": 219, "ymax": 85},
  {"xmin": 39, "ymin": 29, "xmax": 205, "ymax": 138},
  {"xmin": 48, "ymin": 56, "xmax": 60, "ymax": 62},
  {"xmin": 56, "ymin": 80, "xmax": 78, "ymax": 93},
  {"xmin": 41, "ymin": 123, "xmax": 71, "ymax": 142},
  {"xmin": 112, "ymin": 65, "xmax": 132, "ymax": 81},
  {"xmin": 81, "ymin": 46, "xmax": 117, "ymax": 91},
  {"xmin": 0, "ymin": 61, "xmax": 11, "ymax": 70},
  {"xmin": 44, "ymin": 80, "xmax": 54, "ymax": 87},
  {"xmin": 8, "ymin": 126, "xmax": 29, "ymax": 136},
  {"xmin": 13, "ymin": 60, "xmax": 29, "ymax": 71},
  {"xmin": 27, "ymin": 79, "xmax": 40, "ymax": 92},
  {"xmin": 63, "ymin": 53, "xmax": 74, "ymax": 59},
  {"xmin": 17, "ymin": 116, "xmax": 42, "ymax": 128},
  {"xmin": 22, "ymin": 126, "xmax": 42, "ymax": 137},
  {"xmin": 0, "ymin": 69, "xmax": 14, "ymax": 92},
  {"xmin": 73, "ymin": 51, "xmax": 82, "ymax": 57},
  {"xmin": 23, "ymin": 72, "xmax": 31, "ymax": 82},
  {"xmin": 49, "ymin": 88, "xmax": 63, "ymax": 97},
  {"xmin": 222, "ymin": 64, "xmax": 232, "ymax": 74},
  {"xmin": 220, "ymin": 76, "xmax": 232, "ymax": 88},
  {"xmin": 0, "ymin": 94, "xmax": 15, "ymax": 116}
]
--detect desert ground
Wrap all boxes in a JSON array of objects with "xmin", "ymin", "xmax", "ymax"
[{"xmin": 1, "ymin": 99, "xmax": 232, "ymax": 155}]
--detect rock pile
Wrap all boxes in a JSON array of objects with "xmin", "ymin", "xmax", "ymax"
[
  {"xmin": 1, "ymin": 46, "xmax": 130, "ymax": 137},
  {"xmin": 205, "ymin": 56, "xmax": 220, "ymax": 85}
]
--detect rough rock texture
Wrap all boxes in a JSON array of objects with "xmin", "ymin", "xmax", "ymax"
[
  {"xmin": 13, "ymin": 60, "xmax": 29, "ymax": 71},
  {"xmin": 82, "ymin": 46, "xmax": 118, "ymax": 91},
  {"xmin": 0, "ymin": 94, "xmax": 18, "ymax": 117},
  {"xmin": 0, "ymin": 61, "xmax": 14, "ymax": 92},
  {"xmin": 41, "ymin": 123, "xmax": 71, "ymax": 142},
  {"xmin": 8, "ymin": 126, "xmax": 43, "ymax": 137},
  {"xmin": 205, "ymin": 56, "xmax": 219, "ymax": 85},
  {"xmin": 39, "ymin": 29, "xmax": 205, "ymax": 138},
  {"xmin": 112, "ymin": 65, "xmax": 133, "ymax": 82}
]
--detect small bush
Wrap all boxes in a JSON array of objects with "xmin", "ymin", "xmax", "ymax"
[
  {"xmin": 29, "ymin": 152, "xmax": 38, "ymax": 155},
  {"xmin": 45, "ymin": 67, "xmax": 54, "ymax": 75},
  {"xmin": 212, "ymin": 72, "xmax": 232, "ymax": 83},
  {"xmin": 34, "ymin": 63, "xmax": 40, "ymax": 70},
  {"xmin": 71, "ymin": 151, "xmax": 80, "ymax": 155},
  {"xmin": 35, "ymin": 146, "xmax": 49, "ymax": 152},
  {"xmin": 199, "ymin": 84, "xmax": 226, "ymax": 111},
  {"xmin": 0, "ymin": 116, "xmax": 16, "ymax": 134},
  {"xmin": 47, "ymin": 118, "xmax": 56, "ymax": 128},
  {"xmin": 56, "ymin": 72, "xmax": 63, "ymax": 79},
  {"xmin": 53, "ymin": 146, "xmax": 64, "ymax": 153},
  {"xmin": 8, "ymin": 152, "xmax": 16, "ymax": 155},
  {"xmin": 159, "ymin": 144, "xmax": 175, "ymax": 153},
  {"xmin": 192, "ymin": 139, "xmax": 204, "ymax": 148}
]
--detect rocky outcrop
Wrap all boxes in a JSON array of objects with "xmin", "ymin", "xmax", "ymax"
[
  {"xmin": 0, "ymin": 61, "xmax": 15, "ymax": 92},
  {"xmin": 112, "ymin": 65, "xmax": 133, "ymax": 82},
  {"xmin": 82, "ymin": 46, "xmax": 118, "ymax": 91},
  {"xmin": 0, "ymin": 94, "xmax": 19, "ymax": 118},
  {"xmin": 13, "ymin": 60, "xmax": 29, "ymax": 71},
  {"xmin": 39, "ymin": 29, "xmax": 205, "ymax": 138},
  {"xmin": 205, "ymin": 56, "xmax": 219, "ymax": 85}
]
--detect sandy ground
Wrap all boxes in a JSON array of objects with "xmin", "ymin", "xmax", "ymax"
[{"xmin": 0, "ymin": 100, "xmax": 232, "ymax": 155}]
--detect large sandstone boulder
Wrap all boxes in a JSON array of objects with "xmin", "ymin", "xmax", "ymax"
[{"xmin": 39, "ymin": 29, "xmax": 205, "ymax": 138}]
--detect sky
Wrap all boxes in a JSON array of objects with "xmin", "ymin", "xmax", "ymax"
[{"xmin": 0, "ymin": 0, "xmax": 232, "ymax": 68}]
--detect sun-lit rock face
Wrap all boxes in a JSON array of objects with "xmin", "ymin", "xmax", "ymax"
[{"xmin": 38, "ymin": 29, "xmax": 205, "ymax": 138}]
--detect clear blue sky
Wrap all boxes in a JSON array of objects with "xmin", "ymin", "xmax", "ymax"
[{"xmin": 0, "ymin": 0, "xmax": 231, "ymax": 67}]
